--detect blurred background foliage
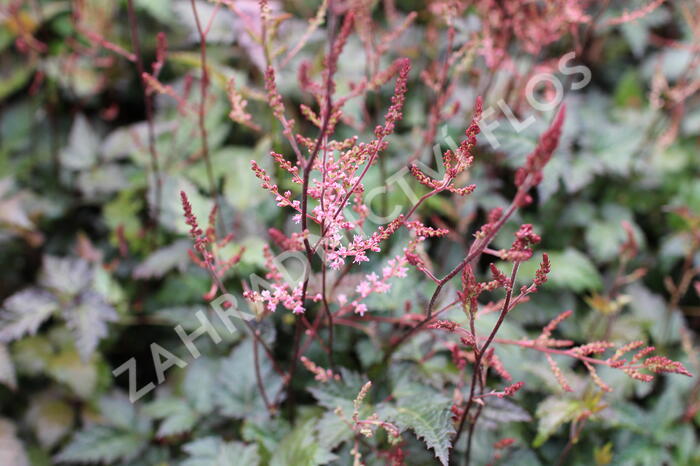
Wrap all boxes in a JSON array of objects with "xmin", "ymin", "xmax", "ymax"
[{"xmin": 0, "ymin": 0, "xmax": 699, "ymax": 465}]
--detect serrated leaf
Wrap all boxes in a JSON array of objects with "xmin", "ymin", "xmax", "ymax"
[
  {"xmin": 121, "ymin": 445, "xmax": 171, "ymax": 466},
  {"xmin": 144, "ymin": 398, "xmax": 197, "ymax": 438},
  {"xmin": 150, "ymin": 174, "xmax": 212, "ymax": 234},
  {"xmin": 40, "ymin": 256, "xmax": 93, "ymax": 296},
  {"xmin": 214, "ymin": 340, "xmax": 283, "ymax": 420},
  {"xmin": 0, "ymin": 288, "xmax": 58, "ymax": 342},
  {"xmin": 0, "ymin": 344, "xmax": 17, "ymax": 390},
  {"xmin": 26, "ymin": 394, "xmax": 74, "ymax": 448},
  {"xmin": 479, "ymin": 397, "xmax": 532, "ymax": 429},
  {"xmin": 380, "ymin": 394, "xmax": 455, "ymax": 466},
  {"xmin": 10, "ymin": 335, "xmax": 53, "ymax": 375},
  {"xmin": 55, "ymin": 426, "xmax": 148, "ymax": 464},
  {"xmin": 59, "ymin": 114, "xmax": 99, "ymax": 170},
  {"xmin": 307, "ymin": 368, "xmax": 365, "ymax": 413},
  {"xmin": 63, "ymin": 291, "xmax": 117, "ymax": 361},
  {"xmin": 649, "ymin": 387, "xmax": 684, "ymax": 433},
  {"xmin": 97, "ymin": 392, "xmax": 141, "ymax": 431},
  {"xmin": 533, "ymin": 396, "xmax": 583, "ymax": 447},
  {"xmin": 611, "ymin": 402, "xmax": 648, "ymax": 434},
  {"xmin": 241, "ymin": 417, "xmax": 291, "ymax": 461},
  {"xmin": 316, "ymin": 410, "xmax": 353, "ymax": 451},
  {"xmin": 184, "ymin": 357, "xmax": 218, "ymax": 413},
  {"xmin": 47, "ymin": 347, "xmax": 98, "ymax": 398},
  {"xmin": 133, "ymin": 239, "xmax": 192, "ymax": 279},
  {"xmin": 613, "ymin": 437, "xmax": 673, "ymax": 466},
  {"xmin": 182, "ymin": 437, "xmax": 260, "ymax": 466},
  {"xmin": 627, "ymin": 283, "xmax": 682, "ymax": 344},
  {"xmin": 0, "ymin": 419, "xmax": 30, "ymax": 466},
  {"xmin": 270, "ymin": 418, "xmax": 336, "ymax": 466},
  {"xmin": 77, "ymin": 163, "xmax": 129, "ymax": 199}
]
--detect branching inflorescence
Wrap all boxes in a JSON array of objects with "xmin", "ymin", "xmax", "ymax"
[{"xmin": 175, "ymin": 2, "xmax": 692, "ymax": 464}]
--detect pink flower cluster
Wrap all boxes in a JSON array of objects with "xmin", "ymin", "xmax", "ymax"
[
  {"xmin": 243, "ymin": 245, "xmax": 321, "ymax": 314},
  {"xmin": 253, "ymin": 59, "xmax": 412, "ymax": 274},
  {"xmin": 346, "ymin": 254, "xmax": 409, "ymax": 316}
]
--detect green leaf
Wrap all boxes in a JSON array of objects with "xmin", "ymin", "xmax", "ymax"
[
  {"xmin": 103, "ymin": 189, "xmax": 143, "ymax": 242},
  {"xmin": 308, "ymin": 368, "xmax": 365, "ymax": 413},
  {"xmin": 316, "ymin": 410, "xmax": 353, "ymax": 451},
  {"xmin": 59, "ymin": 114, "xmax": 100, "ymax": 170},
  {"xmin": 614, "ymin": 71, "xmax": 644, "ymax": 107},
  {"xmin": 241, "ymin": 417, "xmax": 291, "ymax": 461},
  {"xmin": 612, "ymin": 401, "xmax": 649, "ymax": 435},
  {"xmin": 216, "ymin": 147, "xmax": 265, "ymax": 210},
  {"xmin": 26, "ymin": 394, "xmax": 74, "ymax": 449},
  {"xmin": 46, "ymin": 346, "xmax": 99, "ymax": 398},
  {"xmin": 184, "ymin": 357, "xmax": 218, "ymax": 413},
  {"xmin": 76, "ymin": 164, "xmax": 130, "ymax": 199},
  {"xmin": 63, "ymin": 291, "xmax": 117, "ymax": 361},
  {"xmin": 133, "ymin": 239, "xmax": 192, "ymax": 279},
  {"xmin": 627, "ymin": 283, "xmax": 683, "ymax": 344},
  {"xmin": 97, "ymin": 392, "xmax": 143, "ymax": 431},
  {"xmin": 522, "ymin": 249, "xmax": 602, "ymax": 292},
  {"xmin": 182, "ymin": 437, "xmax": 260, "ymax": 466},
  {"xmin": 214, "ymin": 340, "xmax": 283, "ymax": 420},
  {"xmin": 380, "ymin": 393, "xmax": 455, "ymax": 466},
  {"xmin": 150, "ymin": 174, "xmax": 212, "ymax": 234},
  {"xmin": 479, "ymin": 397, "xmax": 532, "ymax": 428},
  {"xmin": 0, "ymin": 344, "xmax": 16, "ymax": 390},
  {"xmin": 270, "ymin": 418, "xmax": 337, "ymax": 466},
  {"xmin": 55, "ymin": 426, "xmax": 148, "ymax": 464},
  {"xmin": 614, "ymin": 437, "xmax": 672, "ymax": 466},
  {"xmin": 144, "ymin": 398, "xmax": 197, "ymax": 438},
  {"xmin": 10, "ymin": 335, "xmax": 53, "ymax": 375},
  {"xmin": 0, "ymin": 288, "xmax": 59, "ymax": 342},
  {"xmin": 0, "ymin": 61, "xmax": 34, "ymax": 101},
  {"xmin": 585, "ymin": 220, "xmax": 629, "ymax": 263},
  {"xmin": 532, "ymin": 397, "xmax": 583, "ymax": 447},
  {"xmin": 39, "ymin": 256, "xmax": 93, "ymax": 297}
]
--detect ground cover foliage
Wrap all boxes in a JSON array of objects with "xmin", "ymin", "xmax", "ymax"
[{"xmin": 1, "ymin": 1, "xmax": 700, "ymax": 465}]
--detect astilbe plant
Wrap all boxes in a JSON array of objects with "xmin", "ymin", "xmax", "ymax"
[
  {"xmin": 4, "ymin": 0, "xmax": 700, "ymax": 465},
  {"xmin": 175, "ymin": 2, "xmax": 692, "ymax": 465}
]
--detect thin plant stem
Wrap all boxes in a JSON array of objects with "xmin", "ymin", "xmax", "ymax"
[
  {"xmin": 192, "ymin": 246, "xmax": 281, "ymax": 410},
  {"xmin": 190, "ymin": 0, "xmax": 225, "ymax": 232},
  {"xmin": 289, "ymin": 2, "xmax": 338, "ymax": 405},
  {"xmin": 126, "ymin": 0, "xmax": 162, "ymax": 236},
  {"xmin": 408, "ymin": 24, "xmax": 454, "ymax": 164},
  {"xmin": 252, "ymin": 335, "xmax": 273, "ymax": 414},
  {"xmin": 457, "ymin": 262, "xmax": 520, "ymax": 466}
]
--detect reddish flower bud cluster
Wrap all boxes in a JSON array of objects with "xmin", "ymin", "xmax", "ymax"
[
  {"xmin": 501, "ymin": 224, "xmax": 542, "ymax": 261},
  {"xmin": 493, "ymin": 438, "xmax": 516, "ymax": 450},
  {"xmin": 515, "ymin": 106, "xmax": 566, "ymax": 187},
  {"xmin": 643, "ymin": 356, "xmax": 692, "ymax": 377},
  {"xmin": 408, "ymin": 98, "xmax": 482, "ymax": 196},
  {"xmin": 539, "ymin": 309, "xmax": 573, "ymax": 340},
  {"xmin": 180, "ymin": 191, "xmax": 243, "ymax": 299},
  {"xmin": 228, "ymin": 78, "xmax": 261, "ymax": 131},
  {"xmin": 300, "ymin": 356, "xmax": 340, "ymax": 382},
  {"xmin": 534, "ymin": 253, "xmax": 551, "ymax": 287},
  {"xmin": 485, "ymin": 348, "xmax": 512, "ymax": 381},
  {"xmin": 499, "ymin": 381, "xmax": 524, "ymax": 398},
  {"xmin": 375, "ymin": 58, "xmax": 410, "ymax": 138}
]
